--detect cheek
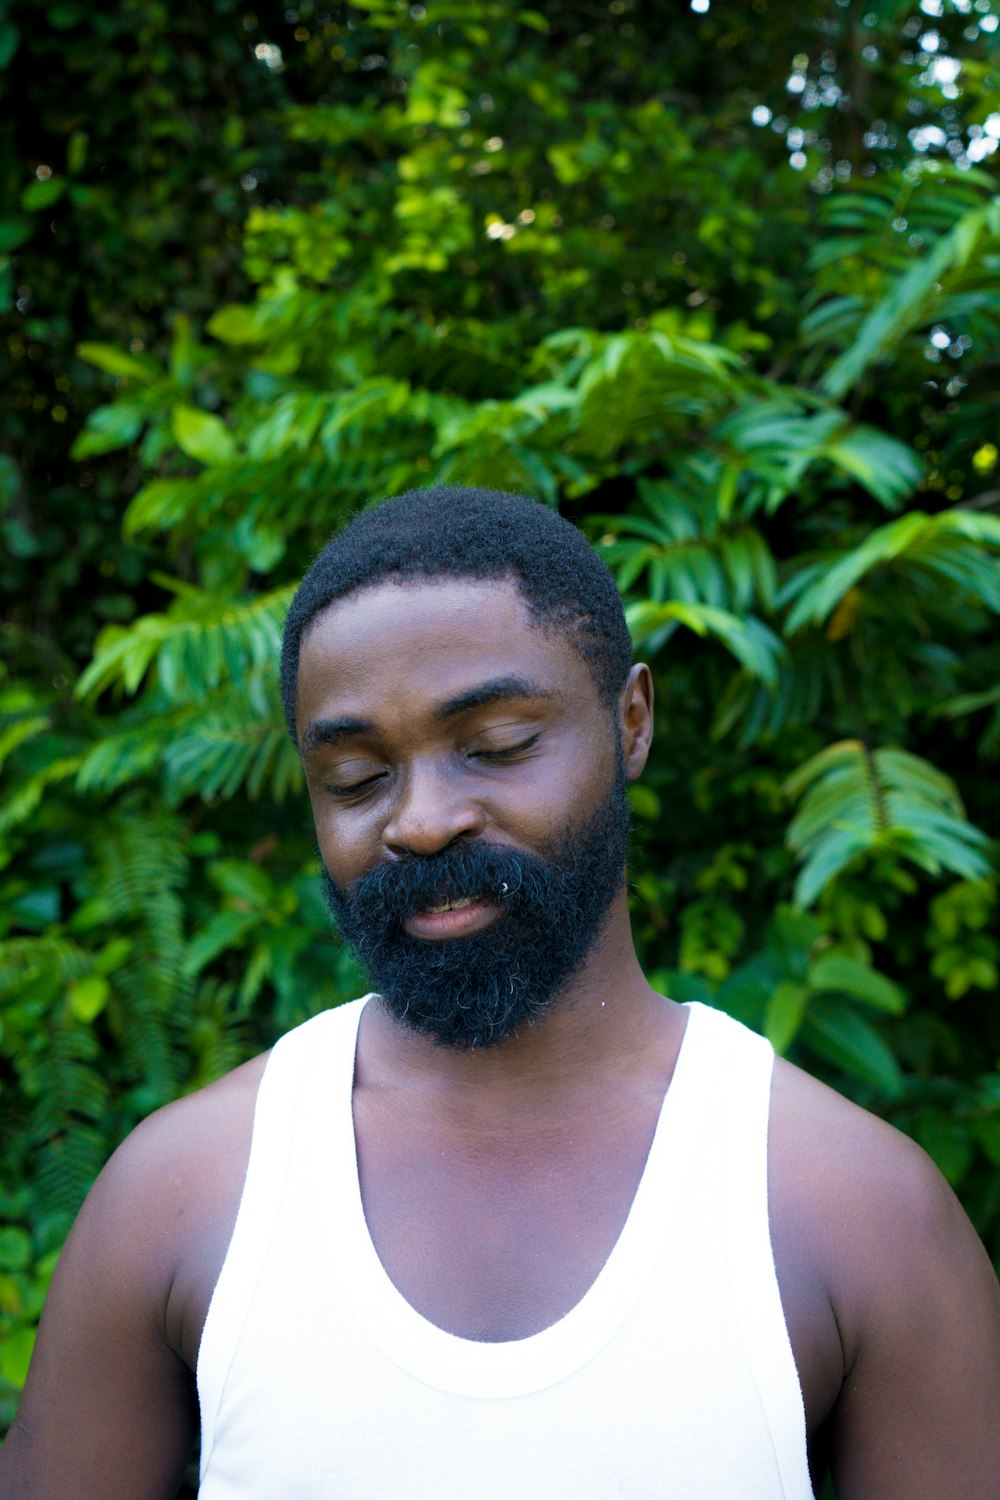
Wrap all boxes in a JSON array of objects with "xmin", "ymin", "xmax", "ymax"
[
  {"xmin": 309, "ymin": 797, "xmax": 380, "ymax": 880},
  {"xmin": 503, "ymin": 747, "xmax": 614, "ymax": 838}
]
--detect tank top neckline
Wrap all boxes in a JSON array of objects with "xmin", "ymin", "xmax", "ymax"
[{"xmin": 306, "ymin": 996, "xmax": 724, "ymax": 1399}]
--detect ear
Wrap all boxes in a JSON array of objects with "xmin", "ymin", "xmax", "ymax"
[{"xmin": 619, "ymin": 664, "xmax": 654, "ymax": 781}]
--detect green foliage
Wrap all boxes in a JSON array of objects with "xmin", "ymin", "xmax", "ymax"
[
  {"xmin": 785, "ymin": 741, "xmax": 994, "ymax": 905},
  {"xmin": 3, "ymin": 0, "xmax": 1000, "ymax": 1440}
]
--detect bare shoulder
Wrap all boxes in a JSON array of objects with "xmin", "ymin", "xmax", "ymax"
[
  {"xmin": 43, "ymin": 1047, "xmax": 271, "ymax": 1370},
  {"xmin": 92, "ymin": 1051, "xmax": 272, "ymax": 1358},
  {"xmin": 769, "ymin": 1053, "xmax": 941, "ymax": 1212},
  {"xmin": 0, "ymin": 1052, "xmax": 272, "ymax": 1500},
  {"xmin": 73, "ymin": 1050, "xmax": 266, "ymax": 1273},
  {"xmin": 768, "ymin": 1056, "xmax": 976, "ymax": 1285},
  {"xmin": 96, "ymin": 1050, "xmax": 269, "ymax": 1221},
  {"xmin": 769, "ymin": 1055, "xmax": 1000, "ymax": 1499}
]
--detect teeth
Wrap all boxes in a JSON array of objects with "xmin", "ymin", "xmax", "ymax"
[{"xmin": 424, "ymin": 896, "xmax": 477, "ymax": 914}]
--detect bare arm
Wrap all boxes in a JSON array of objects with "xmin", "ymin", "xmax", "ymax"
[
  {"xmin": 772, "ymin": 1060, "xmax": 1000, "ymax": 1499},
  {"xmin": 0, "ymin": 1063, "xmax": 258, "ymax": 1500},
  {"xmin": 0, "ymin": 1142, "xmax": 196, "ymax": 1499},
  {"xmin": 830, "ymin": 1133, "xmax": 1000, "ymax": 1499}
]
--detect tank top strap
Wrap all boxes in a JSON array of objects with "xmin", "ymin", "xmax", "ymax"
[
  {"xmin": 197, "ymin": 997, "xmax": 369, "ymax": 1472},
  {"xmin": 724, "ymin": 1022, "xmax": 811, "ymax": 1495}
]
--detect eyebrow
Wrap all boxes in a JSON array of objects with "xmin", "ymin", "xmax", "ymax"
[
  {"xmin": 300, "ymin": 676, "xmax": 552, "ymax": 754},
  {"xmin": 300, "ymin": 716, "xmax": 373, "ymax": 754},
  {"xmin": 433, "ymin": 675, "xmax": 554, "ymax": 721}
]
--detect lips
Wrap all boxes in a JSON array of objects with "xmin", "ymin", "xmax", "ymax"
[
  {"xmin": 403, "ymin": 895, "xmax": 501, "ymax": 941},
  {"xmin": 422, "ymin": 895, "xmax": 479, "ymax": 915}
]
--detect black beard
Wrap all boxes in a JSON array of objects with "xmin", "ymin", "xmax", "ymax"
[{"xmin": 322, "ymin": 771, "xmax": 631, "ymax": 1049}]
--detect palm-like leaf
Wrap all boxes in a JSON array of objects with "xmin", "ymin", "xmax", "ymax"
[
  {"xmin": 626, "ymin": 599, "xmax": 785, "ymax": 689},
  {"xmin": 785, "ymin": 740, "xmax": 993, "ymax": 907},
  {"xmin": 570, "ymin": 330, "xmax": 738, "ymax": 459},
  {"xmin": 816, "ymin": 191, "xmax": 1000, "ymax": 400},
  {"xmin": 76, "ymin": 583, "xmax": 294, "ymax": 704},
  {"xmin": 714, "ymin": 398, "xmax": 922, "ymax": 512},
  {"xmin": 597, "ymin": 468, "xmax": 778, "ymax": 612},
  {"xmin": 781, "ymin": 511, "xmax": 1000, "ymax": 634}
]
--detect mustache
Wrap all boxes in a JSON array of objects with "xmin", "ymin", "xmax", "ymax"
[{"xmin": 329, "ymin": 841, "xmax": 552, "ymax": 926}]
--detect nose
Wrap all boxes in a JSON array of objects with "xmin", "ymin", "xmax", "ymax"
[{"xmin": 381, "ymin": 758, "xmax": 486, "ymax": 857}]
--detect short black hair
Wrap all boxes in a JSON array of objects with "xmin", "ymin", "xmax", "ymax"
[{"xmin": 280, "ymin": 485, "xmax": 632, "ymax": 741}]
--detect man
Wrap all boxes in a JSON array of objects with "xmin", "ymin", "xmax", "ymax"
[{"xmin": 2, "ymin": 486, "xmax": 999, "ymax": 1499}]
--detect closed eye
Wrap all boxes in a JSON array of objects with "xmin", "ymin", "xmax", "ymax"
[
  {"xmin": 472, "ymin": 734, "xmax": 540, "ymax": 761},
  {"xmin": 326, "ymin": 771, "xmax": 386, "ymax": 798}
]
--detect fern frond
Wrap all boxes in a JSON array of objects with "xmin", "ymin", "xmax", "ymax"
[
  {"xmin": 28, "ymin": 1014, "xmax": 109, "ymax": 1218},
  {"xmin": 570, "ymin": 330, "xmax": 737, "ymax": 459},
  {"xmin": 76, "ymin": 584, "xmax": 293, "ymax": 705},
  {"xmin": 0, "ymin": 938, "xmax": 91, "ymax": 1002},
  {"xmin": 90, "ymin": 807, "xmax": 192, "ymax": 1102},
  {"xmin": 819, "ymin": 197, "xmax": 999, "ymax": 400},
  {"xmin": 596, "ymin": 467, "xmax": 779, "ymax": 612},
  {"xmin": 785, "ymin": 740, "xmax": 993, "ymax": 906},
  {"xmin": 163, "ymin": 702, "xmax": 302, "ymax": 803},
  {"xmin": 0, "ymin": 715, "xmax": 51, "ymax": 774},
  {"xmin": 710, "ymin": 640, "xmax": 830, "ymax": 747},
  {"xmin": 0, "ymin": 757, "xmax": 82, "ymax": 836},
  {"xmin": 715, "ymin": 398, "xmax": 921, "ymax": 512},
  {"xmin": 781, "ymin": 511, "xmax": 1000, "ymax": 634},
  {"xmin": 76, "ymin": 705, "xmax": 195, "ymax": 794},
  {"xmin": 625, "ymin": 599, "xmax": 784, "ymax": 688}
]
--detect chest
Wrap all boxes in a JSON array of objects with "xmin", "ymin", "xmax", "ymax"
[
  {"xmin": 352, "ymin": 1089, "xmax": 660, "ymax": 1342},
  {"xmin": 351, "ymin": 1083, "xmax": 843, "ymax": 1443}
]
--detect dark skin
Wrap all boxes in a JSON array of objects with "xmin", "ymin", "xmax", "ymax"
[{"xmin": 3, "ymin": 577, "xmax": 999, "ymax": 1500}]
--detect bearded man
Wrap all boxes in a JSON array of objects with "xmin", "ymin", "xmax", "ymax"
[{"xmin": 3, "ymin": 487, "xmax": 999, "ymax": 1500}]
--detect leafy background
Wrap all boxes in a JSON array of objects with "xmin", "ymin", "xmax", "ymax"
[{"xmin": 2, "ymin": 0, "xmax": 1000, "ymax": 1480}]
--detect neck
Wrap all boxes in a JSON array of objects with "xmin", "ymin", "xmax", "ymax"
[{"xmin": 358, "ymin": 893, "xmax": 685, "ymax": 1105}]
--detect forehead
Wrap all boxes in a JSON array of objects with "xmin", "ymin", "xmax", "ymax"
[{"xmin": 295, "ymin": 577, "xmax": 594, "ymax": 731}]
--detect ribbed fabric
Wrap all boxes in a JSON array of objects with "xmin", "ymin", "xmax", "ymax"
[{"xmin": 197, "ymin": 998, "xmax": 812, "ymax": 1498}]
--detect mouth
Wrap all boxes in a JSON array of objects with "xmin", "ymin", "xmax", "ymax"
[
  {"xmin": 422, "ymin": 895, "xmax": 479, "ymax": 914},
  {"xmin": 403, "ymin": 895, "xmax": 502, "ymax": 941}
]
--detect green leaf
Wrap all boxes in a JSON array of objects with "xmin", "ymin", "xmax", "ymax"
[
  {"xmin": 628, "ymin": 784, "xmax": 661, "ymax": 820},
  {"xmin": 123, "ymin": 479, "xmax": 200, "ymax": 539},
  {"xmin": 171, "ymin": 405, "xmax": 236, "ymax": 465},
  {"xmin": 21, "ymin": 177, "xmax": 66, "ymax": 211},
  {"xmin": 0, "ymin": 219, "xmax": 32, "ymax": 253},
  {"xmin": 0, "ymin": 1226, "xmax": 31, "ymax": 1270},
  {"xmin": 77, "ymin": 342, "xmax": 159, "ymax": 383},
  {"xmin": 69, "ymin": 404, "xmax": 145, "ymax": 460},
  {"xmin": 68, "ymin": 974, "xmax": 111, "ymax": 1024},
  {"xmin": 0, "ymin": 20, "xmax": 21, "ymax": 69},
  {"xmin": 808, "ymin": 951, "xmax": 906, "ymax": 1015},
  {"xmin": 76, "ymin": 586, "xmax": 292, "ymax": 704},
  {"xmin": 786, "ymin": 741, "xmax": 993, "ymax": 906},
  {"xmin": 625, "ymin": 600, "xmax": 784, "ymax": 688},
  {"xmin": 209, "ymin": 859, "xmax": 275, "ymax": 909},
  {"xmin": 182, "ymin": 910, "xmax": 257, "ymax": 978},
  {"xmin": 793, "ymin": 828, "xmax": 873, "ymax": 909},
  {"xmin": 804, "ymin": 1000, "xmax": 903, "ymax": 1098},
  {"xmin": 974, "ymin": 1116, "xmax": 1000, "ymax": 1171},
  {"xmin": 207, "ymin": 304, "xmax": 265, "ymax": 345},
  {"xmin": 820, "ymin": 210, "xmax": 982, "ymax": 400},
  {"xmin": 764, "ymin": 981, "xmax": 809, "ymax": 1054},
  {"xmin": 0, "ymin": 1325, "xmax": 35, "ymax": 1388},
  {"xmin": 915, "ymin": 1111, "xmax": 973, "ymax": 1186},
  {"xmin": 824, "ymin": 426, "xmax": 922, "ymax": 509},
  {"xmin": 782, "ymin": 511, "xmax": 1000, "ymax": 635},
  {"xmin": 0, "ymin": 715, "xmax": 49, "ymax": 773}
]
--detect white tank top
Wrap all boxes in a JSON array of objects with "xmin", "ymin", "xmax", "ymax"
[{"xmin": 197, "ymin": 998, "xmax": 812, "ymax": 1498}]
